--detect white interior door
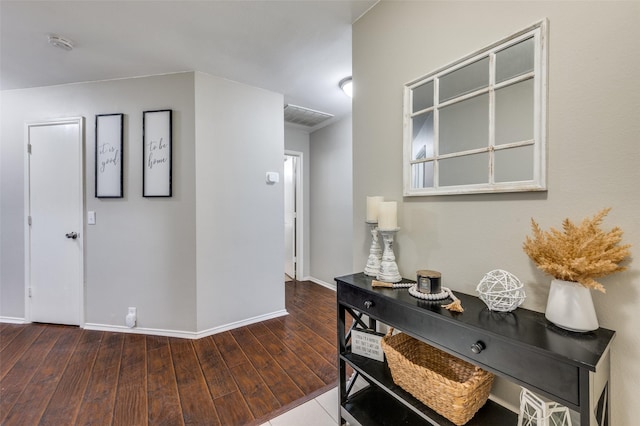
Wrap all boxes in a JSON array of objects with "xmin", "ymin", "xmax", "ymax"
[
  {"xmin": 284, "ymin": 155, "xmax": 296, "ymax": 278},
  {"xmin": 26, "ymin": 118, "xmax": 84, "ymax": 325}
]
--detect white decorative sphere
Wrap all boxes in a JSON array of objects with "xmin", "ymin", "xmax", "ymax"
[{"xmin": 476, "ymin": 269, "xmax": 526, "ymax": 312}]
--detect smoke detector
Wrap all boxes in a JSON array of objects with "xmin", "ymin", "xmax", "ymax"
[{"xmin": 48, "ymin": 34, "xmax": 74, "ymax": 51}]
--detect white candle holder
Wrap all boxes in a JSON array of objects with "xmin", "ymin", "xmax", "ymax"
[
  {"xmin": 364, "ymin": 221, "xmax": 382, "ymax": 276},
  {"xmin": 376, "ymin": 228, "xmax": 401, "ymax": 283}
]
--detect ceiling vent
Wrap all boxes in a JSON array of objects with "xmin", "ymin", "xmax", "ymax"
[{"xmin": 284, "ymin": 104, "xmax": 333, "ymax": 127}]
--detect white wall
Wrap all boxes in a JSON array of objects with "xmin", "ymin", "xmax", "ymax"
[
  {"xmin": 1, "ymin": 73, "xmax": 197, "ymax": 331},
  {"xmin": 194, "ymin": 72, "xmax": 285, "ymax": 332},
  {"xmin": 1, "ymin": 71, "xmax": 286, "ymax": 336},
  {"xmin": 310, "ymin": 115, "xmax": 353, "ymax": 286},
  {"xmin": 284, "ymin": 126, "xmax": 311, "ymax": 280},
  {"xmin": 353, "ymin": 2, "xmax": 640, "ymax": 423}
]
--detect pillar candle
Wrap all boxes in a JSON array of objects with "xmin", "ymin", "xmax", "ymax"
[
  {"xmin": 366, "ymin": 196, "xmax": 384, "ymax": 222},
  {"xmin": 378, "ymin": 201, "xmax": 397, "ymax": 230}
]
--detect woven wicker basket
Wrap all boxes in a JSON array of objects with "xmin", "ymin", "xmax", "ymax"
[{"xmin": 381, "ymin": 329, "xmax": 494, "ymax": 425}]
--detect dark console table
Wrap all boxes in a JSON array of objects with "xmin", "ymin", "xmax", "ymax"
[{"xmin": 336, "ymin": 273, "xmax": 614, "ymax": 426}]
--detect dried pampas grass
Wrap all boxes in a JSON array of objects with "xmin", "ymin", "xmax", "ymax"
[{"xmin": 523, "ymin": 208, "xmax": 631, "ymax": 293}]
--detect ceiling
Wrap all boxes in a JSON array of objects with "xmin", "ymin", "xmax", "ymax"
[{"xmin": 0, "ymin": 0, "xmax": 377, "ymax": 127}]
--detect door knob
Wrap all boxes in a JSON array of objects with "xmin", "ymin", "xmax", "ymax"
[{"xmin": 65, "ymin": 232, "xmax": 78, "ymax": 239}]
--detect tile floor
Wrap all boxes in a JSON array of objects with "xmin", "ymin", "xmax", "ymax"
[{"xmin": 260, "ymin": 376, "xmax": 367, "ymax": 426}]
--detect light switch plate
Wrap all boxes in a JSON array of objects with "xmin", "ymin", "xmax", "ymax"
[
  {"xmin": 88, "ymin": 211, "xmax": 96, "ymax": 225},
  {"xmin": 266, "ymin": 172, "xmax": 279, "ymax": 184}
]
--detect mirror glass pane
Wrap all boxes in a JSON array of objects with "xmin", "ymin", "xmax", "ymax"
[
  {"xmin": 495, "ymin": 146, "xmax": 534, "ymax": 182},
  {"xmin": 411, "ymin": 162, "xmax": 434, "ymax": 188},
  {"xmin": 495, "ymin": 79, "xmax": 534, "ymax": 145},
  {"xmin": 412, "ymin": 112, "xmax": 434, "ymax": 160},
  {"xmin": 496, "ymin": 37, "xmax": 534, "ymax": 83},
  {"xmin": 440, "ymin": 57, "xmax": 489, "ymax": 102},
  {"xmin": 413, "ymin": 81, "xmax": 434, "ymax": 112},
  {"xmin": 440, "ymin": 94, "xmax": 488, "ymax": 155},
  {"xmin": 439, "ymin": 153, "xmax": 488, "ymax": 186}
]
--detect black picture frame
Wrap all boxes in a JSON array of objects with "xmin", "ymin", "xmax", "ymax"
[
  {"xmin": 95, "ymin": 113, "xmax": 124, "ymax": 198},
  {"xmin": 142, "ymin": 109, "xmax": 172, "ymax": 197}
]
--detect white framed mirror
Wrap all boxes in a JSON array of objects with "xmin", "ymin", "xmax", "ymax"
[{"xmin": 403, "ymin": 20, "xmax": 548, "ymax": 196}]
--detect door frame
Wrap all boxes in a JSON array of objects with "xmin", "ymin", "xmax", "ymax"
[
  {"xmin": 24, "ymin": 117, "xmax": 85, "ymax": 325},
  {"xmin": 285, "ymin": 150, "xmax": 304, "ymax": 280}
]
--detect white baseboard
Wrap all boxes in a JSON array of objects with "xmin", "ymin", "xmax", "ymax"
[
  {"xmin": 83, "ymin": 323, "xmax": 198, "ymax": 339},
  {"xmin": 308, "ymin": 276, "xmax": 336, "ymax": 291},
  {"xmin": 0, "ymin": 316, "xmax": 28, "ymax": 324},
  {"xmin": 84, "ymin": 309, "xmax": 289, "ymax": 340},
  {"xmin": 195, "ymin": 309, "xmax": 288, "ymax": 339}
]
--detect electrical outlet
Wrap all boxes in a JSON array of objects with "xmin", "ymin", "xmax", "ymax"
[{"xmin": 126, "ymin": 307, "xmax": 137, "ymax": 328}]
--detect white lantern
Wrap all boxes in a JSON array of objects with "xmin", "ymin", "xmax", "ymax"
[{"xmin": 518, "ymin": 387, "xmax": 572, "ymax": 426}]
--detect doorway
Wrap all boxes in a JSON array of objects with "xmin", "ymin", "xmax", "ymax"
[
  {"xmin": 25, "ymin": 117, "xmax": 84, "ymax": 325},
  {"xmin": 284, "ymin": 151, "xmax": 303, "ymax": 281}
]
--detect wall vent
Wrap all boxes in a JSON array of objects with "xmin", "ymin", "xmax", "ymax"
[{"xmin": 284, "ymin": 104, "xmax": 333, "ymax": 127}]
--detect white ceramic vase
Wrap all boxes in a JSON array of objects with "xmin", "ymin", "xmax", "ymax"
[{"xmin": 545, "ymin": 279, "xmax": 599, "ymax": 332}]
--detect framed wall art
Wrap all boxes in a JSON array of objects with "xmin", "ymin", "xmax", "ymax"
[
  {"xmin": 403, "ymin": 20, "xmax": 548, "ymax": 196},
  {"xmin": 143, "ymin": 109, "xmax": 172, "ymax": 197},
  {"xmin": 95, "ymin": 113, "xmax": 124, "ymax": 198}
]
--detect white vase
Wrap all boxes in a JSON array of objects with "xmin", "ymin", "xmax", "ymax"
[{"xmin": 545, "ymin": 279, "xmax": 599, "ymax": 332}]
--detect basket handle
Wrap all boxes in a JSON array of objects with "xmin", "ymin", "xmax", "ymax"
[{"xmin": 384, "ymin": 327, "xmax": 395, "ymax": 339}]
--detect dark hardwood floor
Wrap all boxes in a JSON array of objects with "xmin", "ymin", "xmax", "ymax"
[{"xmin": 0, "ymin": 280, "xmax": 339, "ymax": 426}]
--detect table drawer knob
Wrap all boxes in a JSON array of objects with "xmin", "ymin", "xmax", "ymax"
[
  {"xmin": 470, "ymin": 341, "xmax": 486, "ymax": 354},
  {"xmin": 364, "ymin": 300, "xmax": 374, "ymax": 309}
]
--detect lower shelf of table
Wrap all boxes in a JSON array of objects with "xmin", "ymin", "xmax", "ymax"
[
  {"xmin": 342, "ymin": 386, "xmax": 433, "ymax": 426},
  {"xmin": 341, "ymin": 352, "xmax": 518, "ymax": 426}
]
